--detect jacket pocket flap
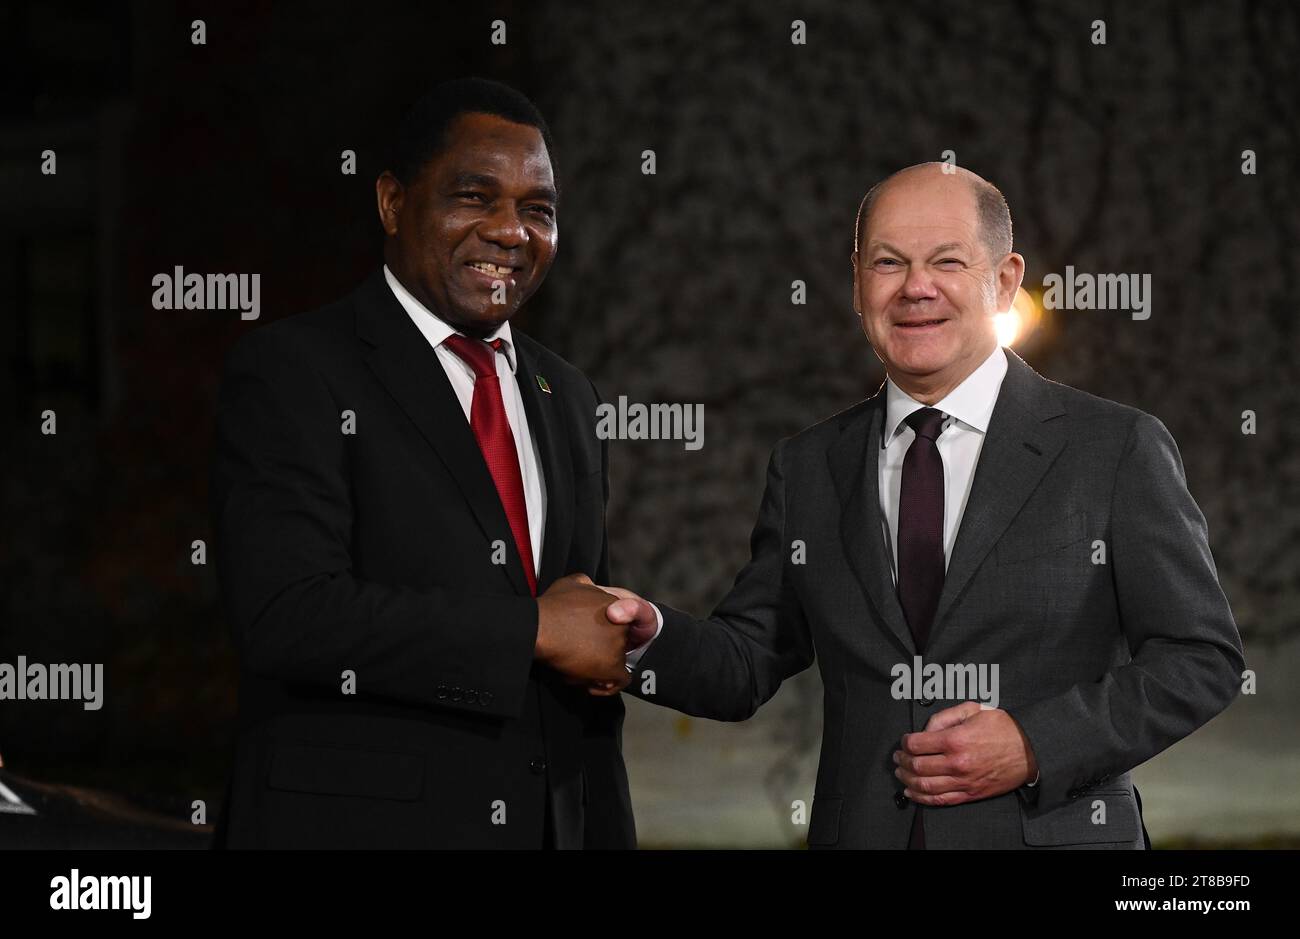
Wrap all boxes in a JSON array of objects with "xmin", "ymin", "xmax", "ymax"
[{"xmin": 1021, "ymin": 788, "xmax": 1138, "ymax": 846}]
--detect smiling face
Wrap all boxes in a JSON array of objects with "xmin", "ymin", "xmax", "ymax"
[
  {"xmin": 852, "ymin": 166, "xmax": 1023, "ymax": 402},
  {"xmin": 377, "ymin": 112, "xmax": 558, "ymax": 337}
]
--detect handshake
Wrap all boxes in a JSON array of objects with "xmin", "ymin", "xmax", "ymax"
[{"xmin": 534, "ymin": 573, "xmax": 659, "ymax": 696}]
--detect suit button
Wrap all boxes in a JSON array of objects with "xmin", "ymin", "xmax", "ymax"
[
  {"xmin": 530, "ymin": 759, "xmax": 547, "ymax": 775},
  {"xmin": 478, "ymin": 691, "xmax": 493, "ymax": 706},
  {"xmin": 894, "ymin": 790, "xmax": 909, "ymax": 809},
  {"xmin": 919, "ymin": 697, "xmax": 935, "ymax": 707}
]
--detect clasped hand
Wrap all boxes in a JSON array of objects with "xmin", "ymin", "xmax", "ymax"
[
  {"xmin": 892, "ymin": 701, "xmax": 1039, "ymax": 804},
  {"xmin": 534, "ymin": 574, "xmax": 657, "ymax": 695}
]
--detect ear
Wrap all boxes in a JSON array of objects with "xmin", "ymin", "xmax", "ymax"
[
  {"xmin": 376, "ymin": 171, "xmax": 404, "ymax": 238},
  {"xmin": 995, "ymin": 251, "xmax": 1025, "ymax": 313}
]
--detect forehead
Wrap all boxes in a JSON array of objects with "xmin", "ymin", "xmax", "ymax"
[
  {"xmin": 867, "ymin": 173, "xmax": 979, "ymax": 251},
  {"xmin": 429, "ymin": 112, "xmax": 554, "ymax": 186}
]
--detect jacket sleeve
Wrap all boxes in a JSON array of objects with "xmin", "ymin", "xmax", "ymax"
[
  {"xmin": 627, "ymin": 439, "xmax": 815, "ymax": 721},
  {"xmin": 1005, "ymin": 412, "xmax": 1245, "ymax": 810},
  {"xmin": 211, "ymin": 325, "xmax": 539, "ymax": 719}
]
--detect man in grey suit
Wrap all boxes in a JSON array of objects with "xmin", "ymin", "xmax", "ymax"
[{"xmin": 601, "ymin": 162, "xmax": 1244, "ymax": 848}]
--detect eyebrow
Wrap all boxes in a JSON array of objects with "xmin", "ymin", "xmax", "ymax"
[
  {"xmin": 449, "ymin": 173, "xmax": 558, "ymax": 203},
  {"xmin": 867, "ymin": 240, "xmax": 968, "ymax": 257}
]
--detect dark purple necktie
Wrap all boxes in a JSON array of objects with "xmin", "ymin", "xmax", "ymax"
[{"xmin": 896, "ymin": 406, "xmax": 947, "ymax": 849}]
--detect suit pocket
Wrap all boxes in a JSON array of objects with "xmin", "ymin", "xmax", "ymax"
[
  {"xmin": 997, "ymin": 511, "xmax": 1089, "ymax": 566},
  {"xmin": 807, "ymin": 796, "xmax": 843, "ymax": 847},
  {"xmin": 1021, "ymin": 788, "xmax": 1139, "ymax": 846},
  {"xmin": 266, "ymin": 743, "xmax": 425, "ymax": 802}
]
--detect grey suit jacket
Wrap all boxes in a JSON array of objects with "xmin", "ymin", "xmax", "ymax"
[{"xmin": 629, "ymin": 349, "xmax": 1244, "ymax": 849}]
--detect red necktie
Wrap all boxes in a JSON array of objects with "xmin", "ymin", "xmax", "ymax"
[
  {"xmin": 442, "ymin": 334, "xmax": 537, "ymax": 596},
  {"xmin": 897, "ymin": 406, "xmax": 948, "ymax": 850}
]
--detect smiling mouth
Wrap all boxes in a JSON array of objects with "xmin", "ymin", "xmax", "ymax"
[
  {"xmin": 465, "ymin": 261, "xmax": 519, "ymax": 277},
  {"xmin": 895, "ymin": 318, "xmax": 948, "ymax": 329}
]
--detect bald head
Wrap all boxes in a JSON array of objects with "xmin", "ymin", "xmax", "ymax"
[{"xmin": 854, "ymin": 163, "xmax": 1012, "ymax": 264}]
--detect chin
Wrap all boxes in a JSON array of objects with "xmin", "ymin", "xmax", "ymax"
[
  {"xmin": 454, "ymin": 299, "xmax": 515, "ymax": 328},
  {"xmin": 889, "ymin": 348, "xmax": 953, "ymax": 377}
]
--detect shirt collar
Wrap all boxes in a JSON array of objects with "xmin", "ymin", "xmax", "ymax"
[
  {"xmin": 383, "ymin": 264, "xmax": 517, "ymax": 373},
  {"xmin": 882, "ymin": 344, "xmax": 1008, "ymax": 447}
]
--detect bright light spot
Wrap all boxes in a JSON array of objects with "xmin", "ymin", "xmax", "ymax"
[
  {"xmin": 994, "ymin": 310, "xmax": 1021, "ymax": 346},
  {"xmin": 995, "ymin": 287, "xmax": 1041, "ymax": 347}
]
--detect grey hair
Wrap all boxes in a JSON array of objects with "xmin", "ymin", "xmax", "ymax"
[{"xmin": 853, "ymin": 164, "xmax": 1013, "ymax": 262}]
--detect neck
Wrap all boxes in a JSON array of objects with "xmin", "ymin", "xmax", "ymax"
[
  {"xmin": 890, "ymin": 343, "xmax": 996, "ymax": 405},
  {"xmin": 384, "ymin": 259, "xmax": 502, "ymax": 341}
]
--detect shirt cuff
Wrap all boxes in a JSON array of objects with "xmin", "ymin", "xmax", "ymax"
[{"xmin": 623, "ymin": 603, "xmax": 664, "ymax": 667}]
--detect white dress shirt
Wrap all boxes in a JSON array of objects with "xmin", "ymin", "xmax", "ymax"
[
  {"xmin": 383, "ymin": 265, "xmax": 547, "ymax": 573},
  {"xmin": 879, "ymin": 343, "xmax": 1008, "ymax": 584}
]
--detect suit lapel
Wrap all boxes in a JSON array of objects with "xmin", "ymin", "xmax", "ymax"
[
  {"xmin": 513, "ymin": 337, "xmax": 574, "ymax": 593},
  {"xmin": 354, "ymin": 270, "xmax": 532, "ymax": 596},
  {"xmin": 828, "ymin": 391, "xmax": 917, "ymax": 655},
  {"xmin": 927, "ymin": 349, "xmax": 1067, "ymax": 644}
]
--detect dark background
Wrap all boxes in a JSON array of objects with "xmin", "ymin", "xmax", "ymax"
[{"xmin": 1, "ymin": 0, "xmax": 1296, "ymax": 845}]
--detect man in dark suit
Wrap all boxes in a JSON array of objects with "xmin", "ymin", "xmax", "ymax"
[
  {"xmin": 603, "ymin": 163, "xmax": 1244, "ymax": 848},
  {"xmin": 210, "ymin": 78, "xmax": 649, "ymax": 849}
]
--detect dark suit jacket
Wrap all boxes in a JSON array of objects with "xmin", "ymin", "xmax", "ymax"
[
  {"xmin": 209, "ymin": 269, "xmax": 635, "ymax": 849},
  {"xmin": 630, "ymin": 349, "xmax": 1244, "ymax": 849}
]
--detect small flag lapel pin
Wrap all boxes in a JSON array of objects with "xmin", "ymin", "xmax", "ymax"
[{"xmin": 536, "ymin": 374, "xmax": 552, "ymax": 394}]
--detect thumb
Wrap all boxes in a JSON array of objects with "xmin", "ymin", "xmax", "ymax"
[
  {"xmin": 560, "ymin": 572, "xmax": 594, "ymax": 587},
  {"xmin": 606, "ymin": 597, "xmax": 655, "ymax": 626},
  {"xmin": 924, "ymin": 700, "xmax": 982, "ymax": 732}
]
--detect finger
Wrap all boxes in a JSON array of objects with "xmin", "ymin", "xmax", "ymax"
[
  {"xmin": 901, "ymin": 728, "xmax": 954, "ymax": 756},
  {"xmin": 905, "ymin": 787, "xmax": 972, "ymax": 807},
  {"xmin": 568, "ymin": 572, "xmax": 594, "ymax": 586},
  {"xmin": 591, "ymin": 673, "xmax": 631, "ymax": 694},
  {"xmin": 896, "ymin": 766, "xmax": 963, "ymax": 793},
  {"xmin": 923, "ymin": 701, "xmax": 982, "ymax": 733},
  {"xmin": 894, "ymin": 750, "xmax": 958, "ymax": 779},
  {"xmin": 606, "ymin": 597, "xmax": 655, "ymax": 626}
]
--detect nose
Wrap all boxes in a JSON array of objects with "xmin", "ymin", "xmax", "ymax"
[
  {"xmin": 901, "ymin": 264, "xmax": 939, "ymax": 301},
  {"xmin": 478, "ymin": 200, "xmax": 527, "ymax": 249}
]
